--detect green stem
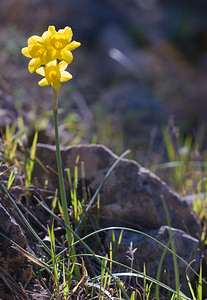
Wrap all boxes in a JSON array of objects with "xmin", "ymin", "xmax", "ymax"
[{"xmin": 53, "ymin": 88, "xmax": 80, "ymax": 278}]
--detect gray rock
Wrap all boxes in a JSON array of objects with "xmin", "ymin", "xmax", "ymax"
[
  {"xmin": 105, "ymin": 225, "xmax": 201, "ymax": 294},
  {"xmin": 34, "ymin": 144, "xmax": 202, "ymax": 239},
  {"xmin": 0, "ymin": 200, "xmax": 28, "ymax": 278},
  {"xmin": 0, "ymin": 199, "xmax": 49, "ymax": 299}
]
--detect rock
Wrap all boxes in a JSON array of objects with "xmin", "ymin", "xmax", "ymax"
[
  {"xmin": 0, "ymin": 200, "xmax": 29, "ymax": 281},
  {"xmin": 105, "ymin": 226, "xmax": 201, "ymax": 295},
  {"xmin": 34, "ymin": 144, "xmax": 202, "ymax": 239},
  {"xmin": 0, "ymin": 198, "xmax": 49, "ymax": 299}
]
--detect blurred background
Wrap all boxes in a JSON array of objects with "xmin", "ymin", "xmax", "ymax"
[{"xmin": 1, "ymin": 0, "xmax": 207, "ymax": 169}]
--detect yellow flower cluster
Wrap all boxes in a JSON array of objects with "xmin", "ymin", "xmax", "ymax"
[{"xmin": 21, "ymin": 26, "xmax": 81, "ymax": 91}]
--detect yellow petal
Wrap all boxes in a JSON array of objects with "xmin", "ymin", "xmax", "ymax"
[
  {"xmin": 60, "ymin": 71, "xmax": 72, "ymax": 82},
  {"xmin": 52, "ymin": 82, "xmax": 61, "ymax": 91},
  {"xmin": 66, "ymin": 41, "xmax": 81, "ymax": 51},
  {"xmin": 60, "ymin": 50, "xmax": 73, "ymax": 64},
  {"xmin": 21, "ymin": 47, "xmax": 31, "ymax": 58},
  {"xmin": 38, "ymin": 78, "xmax": 49, "ymax": 86},
  {"xmin": 36, "ymin": 66, "xmax": 45, "ymax": 76},
  {"xmin": 48, "ymin": 26, "xmax": 56, "ymax": 36},
  {"xmin": 59, "ymin": 26, "xmax": 72, "ymax": 41},
  {"xmin": 59, "ymin": 61, "xmax": 68, "ymax": 71},
  {"xmin": 28, "ymin": 35, "xmax": 41, "ymax": 46},
  {"xmin": 46, "ymin": 60, "xmax": 57, "ymax": 68},
  {"xmin": 28, "ymin": 58, "xmax": 41, "ymax": 73},
  {"xmin": 42, "ymin": 30, "xmax": 50, "ymax": 40}
]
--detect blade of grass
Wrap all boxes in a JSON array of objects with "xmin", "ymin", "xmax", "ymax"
[
  {"xmin": 7, "ymin": 169, "xmax": 15, "ymax": 191},
  {"xmin": 47, "ymin": 222, "xmax": 59, "ymax": 288},
  {"xmin": 161, "ymin": 197, "xmax": 180, "ymax": 298},
  {"xmin": 25, "ymin": 130, "xmax": 38, "ymax": 187},
  {"xmin": 197, "ymin": 261, "xmax": 202, "ymax": 300},
  {"xmin": 186, "ymin": 272, "xmax": 196, "ymax": 300},
  {"xmin": 156, "ymin": 239, "xmax": 172, "ymax": 299}
]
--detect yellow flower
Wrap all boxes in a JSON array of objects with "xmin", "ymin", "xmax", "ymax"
[
  {"xmin": 21, "ymin": 35, "xmax": 48, "ymax": 73},
  {"xmin": 36, "ymin": 60, "xmax": 72, "ymax": 91},
  {"xmin": 43, "ymin": 26, "xmax": 81, "ymax": 64}
]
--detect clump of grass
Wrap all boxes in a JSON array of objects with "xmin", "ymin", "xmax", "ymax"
[
  {"xmin": 0, "ymin": 116, "xmax": 39, "ymax": 192},
  {"xmin": 0, "ymin": 147, "xmax": 206, "ymax": 299},
  {"xmin": 150, "ymin": 124, "xmax": 207, "ymax": 199},
  {"xmin": 66, "ymin": 156, "xmax": 85, "ymax": 229}
]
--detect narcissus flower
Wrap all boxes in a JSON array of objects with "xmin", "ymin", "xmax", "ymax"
[
  {"xmin": 21, "ymin": 25, "xmax": 80, "ymax": 90},
  {"xmin": 21, "ymin": 35, "xmax": 48, "ymax": 73},
  {"xmin": 36, "ymin": 60, "xmax": 72, "ymax": 91},
  {"xmin": 43, "ymin": 26, "xmax": 81, "ymax": 64}
]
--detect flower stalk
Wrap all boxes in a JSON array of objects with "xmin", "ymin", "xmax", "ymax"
[{"xmin": 53, "ymin": 88, "xmax": 80, "ymax": 278}]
